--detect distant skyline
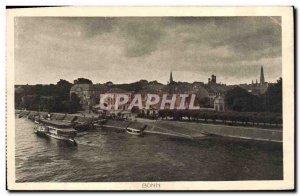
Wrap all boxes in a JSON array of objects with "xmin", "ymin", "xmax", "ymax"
[{"xmin": 15, "ymin": 17, "xmax": 282, "ymax": 85}]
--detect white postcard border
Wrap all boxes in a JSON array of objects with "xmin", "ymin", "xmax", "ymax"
[{"xmin": 6, "ymin": 6, "xmax": 294, "ymax": 190}]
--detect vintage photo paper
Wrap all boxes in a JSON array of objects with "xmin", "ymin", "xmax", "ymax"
[{"xmin": 6, "ymin": 7, "xmax": 294, "ymax": 191}]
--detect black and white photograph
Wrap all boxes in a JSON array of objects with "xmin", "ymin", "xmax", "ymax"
[{"xmin": 6, "ymin": 6, "xmax": 294, "ymax": 191}]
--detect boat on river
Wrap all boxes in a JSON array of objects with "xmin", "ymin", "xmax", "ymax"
[
  {"xmin": 34, "ymin": 119, "xmax": 77, "ymax": 145},
  {"xmin": 126, "ymin": 127, "xmax": 144, "ymax": 136},
  {"xmin": 126, "ymin": 123, "xmax": 147, "ymax": 136}
]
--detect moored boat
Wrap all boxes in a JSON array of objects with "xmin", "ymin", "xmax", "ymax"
[
  {"xmin": 46, "ymin": 126, "xmax": 77, "ymax": 145},
  {"xmin": 126, "ymin": 123, "xmax": 147, "ymax": 136},
  {"xmin": 34, "ymin": 124, "xmax": 48, "ymax": 137},
  {"xmin": 126, "ymin": 127, "xmax": 144, "ymax": 136},
  {"xmin": 34, "ymin": 120, "xmax": 77, "ymax": 145}
]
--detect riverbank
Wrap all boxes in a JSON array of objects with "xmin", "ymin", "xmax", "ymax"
[
  {"xmin": 15, "ymin": 110, "xmax": 282, "ymax": 143},
  {"xmin": 136, "ymin": 118, "xmax": 282, "ymax": 143},
  {"xmin": 15, "ymin": 117, "xmax": 283, "ymax": 182}
]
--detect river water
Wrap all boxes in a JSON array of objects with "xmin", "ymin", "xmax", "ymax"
[{"xmin": 15, "ymin": 118, "xmax": 283, "ymax": 182}]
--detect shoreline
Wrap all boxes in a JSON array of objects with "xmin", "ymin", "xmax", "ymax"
[{"xmin": 15, "ymin": 110, "xmax": 282, "ymax": 143}]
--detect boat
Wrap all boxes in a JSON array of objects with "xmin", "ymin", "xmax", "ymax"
[
  {"xmin": 126, "ymin": 127, "xmax": 144, "ymax": 136},
  {"xmin": 125, "ymin": 123, "xmax": 147, "ymax": 136},
  {"xmin": 34, "ymin": 120, "xmax": 77, "ymax": 145},
  {"xmin": 34, "ymin": 124, "xmax": 48, "ymax": 137},
  {"xmin": 46, "ymin": 126, "xmax": 77, "ymax": 145}
]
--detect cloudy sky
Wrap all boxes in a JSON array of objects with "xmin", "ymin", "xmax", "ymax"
[{"xmin": 15, "ymin": 17, "xmax": 281, "ymax": 85}]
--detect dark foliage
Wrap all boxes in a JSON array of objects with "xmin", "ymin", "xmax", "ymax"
[
  {"xmin": 73, "ymin": 78, "xmax": 93, "ymax": 85},
  {"xmin": 157, "ymin": 109, "xmax": 282, "ymax": 126},
  {"xmin": 225, "ymin": 78, "xmax": 282, "ymax": 113},
  {"xmin": 15, "ymin": 79, "xmax": 81, "ymax": 113},
  {"xmin": 265, "ymin": 77, "xmax": 282, "ymax": 113}
]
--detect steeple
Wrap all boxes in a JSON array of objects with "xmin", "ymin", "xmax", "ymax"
[
  {"xmin": 260, "ymin": 66, "xmax": 265, "ymax": 84},
  {"xmin": 169, "ymin": 71, "xmax": 173, "ymax": 83}
]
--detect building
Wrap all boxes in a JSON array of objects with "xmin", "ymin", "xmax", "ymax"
[
  {"xmin": 203, "ymin": 75, "xmax": 229, "ymax": 106},
  {"xmin": 68, "ymin": 72, "xmax": 234, "ymax": 113},
  {"xmin": 100, "ymin": 89, "xmax": 133, "ymax": 113},
  {"xmin": 208, "ymin": 75, "xmax": 217, "ymax": 84},
  {"xmin": 260, "ymin": 66, "xmax": 265, "ymax": 84},
  {"xmin": 70, "ymin": 84, "xmax": 108, "ymax": 110},
  {"xmin": 169, "ymin": 71, "xmax": 174, "ymax": 83},
  {"xmin": 167, "ymin": 71, "xmax": 176, "ymax": 93},
  {"xmin": 213, "ymin": 96, "xmax": 225, "ymax": 111},
  {"xmin": 203, "ymin": 83, "xmax": 228, "ymax": 104},
  {"xmin": 239, "ymin": 66, "xmax": 268, "ymax": 95},
  {"xmin": 70, "ymin": 83, "xmax": 135, "ymax": 113}
]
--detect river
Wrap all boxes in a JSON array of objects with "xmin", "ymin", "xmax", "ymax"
[{"xmin": 15, "ymin": 118, "xmax": 283, "ymax": 182}]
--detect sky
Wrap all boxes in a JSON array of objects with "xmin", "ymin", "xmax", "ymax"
[{"xmin": 14, "ymin": 17, "xmax": 282, "ymax": 85}]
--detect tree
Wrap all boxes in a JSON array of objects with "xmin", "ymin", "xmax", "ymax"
[
  {"xmin": 43, "ymin": 97, "xmax": 56, "ymax": 112},
  {"xmin": 225, "ymin": 87, "xmax": 261, "ymax": 112},
  {"xmin": 129, "ymin": 80, "xmax": 149, "ymax": 93},
  {"xmin": 15, "ymin": 87, "xmax": 25, "ymax": 108},
  {"xmin": 57, "ymin": 79, "xmax": 72, "ymax": 87},
  {"xmin": 199, "ymin": 97, "xmax": 211, "ymax": 108},
  {"xmin": 20, "ymin": 95, "xmax": 39, "ymax": 110},
  {"xmin": 265, "ymin": 77, "xmax": 282, "ymax": 113},
  {"xmin": 55, "ymin": 79, "xmax": 72, "ymax": 100},
  {"xmin": 69, "ymin": 93, "xmax": 81, "ymax": 113},
  {"xmin": 105, "ymin": 81, "xmax": 114, "ymax": 86},
  {"xmin": 73, "ymin": 78, "xmax": 93, "ymax": 85}
]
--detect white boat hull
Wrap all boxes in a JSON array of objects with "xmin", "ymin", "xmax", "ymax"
[
  {"xmin": 45, "ymin": 132, "xmax": 77, "ymax": 145},
  {"xmin": 126, "ymin": 128, "xmax": 143, "ymax": 136},
  {"xmin": 34, "ymin": 125, "xmax": 77, "ymax": 145}
]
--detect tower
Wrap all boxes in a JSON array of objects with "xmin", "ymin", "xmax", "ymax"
[
  {"xmin": 208, "ymin": 75, "xmax": 216, "ymax": 84},
  {"xmin": 169, "ymin": 71, "xmax": 173, "ymax": 83},
  {"xmin": 168, "ymin": 71, "xmax": 175, "ymax": 93},
  {"xmin": 260, "ymin": 66, "xmax": 265, "ymax": 84},
  {"xmin": 212, "ymin": 75, "xmax": 216, "ymax": 83}
]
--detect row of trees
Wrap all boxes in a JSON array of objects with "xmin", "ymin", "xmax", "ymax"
[
  {"xmin": 15, "ymin": 79, "xmax": 81, "ymax": 113},
  {"xmin": 15, "ymin": 76, "xmax": 282, "ymax": 116},
  {"xmin": 157, "ymin": 109, "xmax": 282, "ymax": 127},
  {"xmin": 225, "ymin": 78, "xmax": 282, "ymax": 113}
]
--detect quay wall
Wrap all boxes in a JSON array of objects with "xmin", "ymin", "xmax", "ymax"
[
  {"xmin": 138, "ymin": 119, "xmax": 282, "ymax": 143},
  {"xmin": 96, "ymin": 118, "xmax": 282, "ymax": 142},
  {"xmin": 102, "ymin": 120, "xmax": 131, "ymax": 130}
]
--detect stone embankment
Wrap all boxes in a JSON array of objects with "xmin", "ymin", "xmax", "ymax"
[{"xmin": 137, "ymin": 118, "xmax": 282, "ymax": 143}]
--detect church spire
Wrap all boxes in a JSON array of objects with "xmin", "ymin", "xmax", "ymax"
[
  {"xmin": 169, "ymin": 71, "xmax": 173, "ymax": 83},
  {"xmin": 260, "ymin": 66, "xmax": 265, "ymax": 84}
]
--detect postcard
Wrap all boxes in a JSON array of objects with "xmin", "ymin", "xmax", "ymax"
[{"xmin": 6, "ymin": 6, "xmax": 294, "ymax": 191}]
